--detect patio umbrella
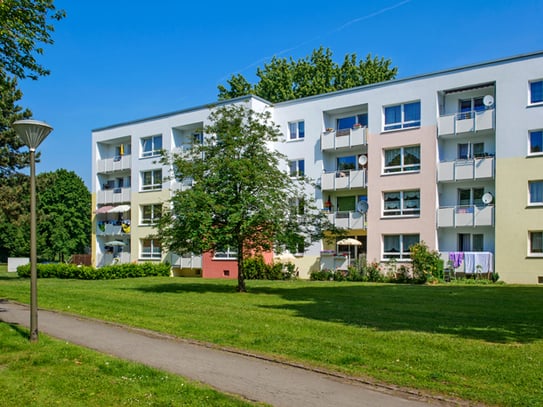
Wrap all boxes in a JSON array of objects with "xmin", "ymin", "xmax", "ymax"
[
  {"xmin": 94, "ymin": 205, "xmax": 114, "ymax": 214},
  {"xmin": 337, "ymin": 238, "xmax": 362, "ymax": 265},
  {"xmin": 105, "ymin": 240, "xmax": 126, "ymax": 246},
  {"xmin": 108, "ymin": 204, "xmax": 131, "ymax": 213}
]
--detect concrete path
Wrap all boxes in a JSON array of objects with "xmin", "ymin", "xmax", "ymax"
[{"xmin": 0, "ymin": 301, "xmax": 458, "ymax": 407}]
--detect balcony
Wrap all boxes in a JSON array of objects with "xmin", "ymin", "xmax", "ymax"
[
  {"xmin": 437, "ymin": 205, "xmax": 494, "ymax": 227},
  {"xmin": 438, "ymin": 109, "xmax": 495, "ymax": 137},
  {"xmin": 96, "ymin": 221, "xmax": 131, "ymax": 236},
  {"xmin": 170, "ymin": 253, "xmax": 202, "ymax": 269},
  {"xmin": 97, "ymin": 187, "xmax": 131, "ymax": 204},
  {"xmin": 96, "ymin": 155, "xmax": 131, "ymax": 173},
  {"xmin": 321, "ymin": 169, "xmax": 366, "ymax": 191},
  {"xmin": 321, "ymin": 127, "xmax": 367, "ymax": 151},
  {"xmin": 438, "ymin": 157, "xmax": 494, "ymax": 182},
  {"xmin": 327, "ymin": 211, "xmax": 366, "ymax": 229}
]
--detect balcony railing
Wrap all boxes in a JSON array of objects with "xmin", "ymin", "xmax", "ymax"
[
  {"xmin": 96, "ymin": 222, "xmax": 131, "ymax": 236},
  {"xmin": 321, "ymin": 169, "xmax": 366, "ymax": 190},
  {"xmin": 97, "ymin": 187, "xmax": 131, "ymax": 204},
  {"xmin": 96, "ymin": 155, "xmax": 131, "ymax": 173},
  {"xmin": 321, "ymin": 127, "xmax": 367, "ymax": 150},
  {"xmin": 170, "ymin": 253, "xmax": 202, "ymax": 269},
  {"xmin": 437, "ymin": 205, "xmax": 494, "ymax": 227},
  {"xmin": 438, "ymin": 156, "xmax": 494, "ymax": 182},
  {"xmin": 327, "ymin": 211, "xmax": 366, "ymax": 229},
  {"xmin": 438, "ymin": 109, "xmax": 495, "ymax": 137}
]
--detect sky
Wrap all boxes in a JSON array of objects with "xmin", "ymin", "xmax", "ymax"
[{"xmin": 18, "ymin": 0, "xmax": 543, "ymax": 188}]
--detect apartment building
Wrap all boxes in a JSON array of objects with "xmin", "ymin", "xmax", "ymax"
[{"xmin": 91, "ymin": 51, "xmax": 543, "ymax": 284}]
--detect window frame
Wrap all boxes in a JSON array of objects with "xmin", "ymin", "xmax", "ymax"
[
  {"xmin": 529, "ymin": 80, "xmax": 543, "ymax": 105},
  {"xmin": 528, "ymin": 180, "xmax": 543, "ymax": 206},
  {"xmin": 383, "ymin": 145, "xmax": 421, "ymax": 174},
  {"xmin": 382, "ymin": 234, "xmax": 420, "ymax": 260},
  {"xmin": 141, "ymin": 134, "xmax": 163, "ymax": 158},
  {"xmin": 141, "ymin": 169, "xmax": 162, "ymax": 191},
  {"xmin": 383, "ymin": 189, "xmax": 420, "ymax": 217},
  {"xmin": 140, "ymin": 239, "xmax": 161, "ymax": 259},
  {"xmin": 528, "ymin": 231, "xmax": 543, "ymax": 256},
  {"xmin": 288, "ymin": 120, "xmax": 305, "ymax": 141},
  {"xmin": 529, "ymin": 130, "xmax": 543, "ymax": 155},
  {"xmin": 140, "ymin": 204, "xmax": 162, "ymax": 225},
  {"xmin": 383, "ymin": 101, "xmax": 421, "ymax": 131},
  {"xmin": 213, "ymin": 246, "xmax": 238, "ymax": 260},
  {"xmin": 288, "ymin": 159, "xmax": 305, "ymax": 178}
]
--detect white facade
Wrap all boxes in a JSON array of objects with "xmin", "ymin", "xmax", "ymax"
[{"xmin": 91, "ymin": 51, "xmax": 543, "ymax": 283}]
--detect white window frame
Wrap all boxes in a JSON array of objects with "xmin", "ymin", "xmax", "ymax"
[
  {"xmin": 528, "ymin": 180, "xmax": 543, "ymax": 206},
  {"xmin": 383, "ymin": 145, "xmax": 421, "ymax": 174},
  {"xmin": 383, "ymin": 190, "xmax": 420, "ymax": 217},
  {"xmin": 529, "ymin": 130, "xmax": 543, "ymax": 156},
  {"xmin": 141, "ymin": 134, "xmax": 162, "ymax": 158},
  {"xmin": 382, "ymin": 234, "xmax": 419, "ymax": 260},
  {"xmin": 140, "ymin": 239, "xmax": 161, "ymax": 259},
  {"xmin": 288, "ymin": 159, "xmax": 305, "ymax": 178},
  {"xmin": 528, "ymin": 231, "xmax": 543, "ymax": 257},
  {"xmin": 213, "ymin": 246, "xmax": 237, "ymax": 260},
  {"xmin": 140, "ymin": 204, "xmax": 162, "ymax": 225},
  {"xmin": 141, "ymin": 169, "xmax": 162, "ymax": 191},
  {"xmin": 288, "ymin": 120, "xmax": 305, "ymax": 140},
  {"xmin": 383, "ymin": 101, "xmax": 421, "ymax": 131},
  {"xmin": 529, "ymin": 79, "xmax": 543, "ymax": 105}
]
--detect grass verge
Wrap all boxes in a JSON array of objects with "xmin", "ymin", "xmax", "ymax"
[{"xmin": 1, "ymin": 273, "xmax": 542, "ymax": 406}]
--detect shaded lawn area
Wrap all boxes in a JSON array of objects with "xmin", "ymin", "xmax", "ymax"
[{"xmin": 1, "ymin": 274, "xmax": 542, "ymax": 406}]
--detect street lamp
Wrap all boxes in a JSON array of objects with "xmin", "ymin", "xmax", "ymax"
[{"xmin": 12, "ymin": 119, "xmax": 53, "ymax": 342}]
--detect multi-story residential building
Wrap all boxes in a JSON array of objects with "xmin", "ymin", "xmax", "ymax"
[{"xmin": 91, "ymin": 51, "xmax": 543, "ymax": 284}]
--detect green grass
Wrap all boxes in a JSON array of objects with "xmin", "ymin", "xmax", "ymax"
[
  {"xmin": 1, "ymin": 273, "xmax": 542, "ymax": 406},
  {"xmin": 0, "ymin": 322, "xmax": 262, "ymax": 406}
]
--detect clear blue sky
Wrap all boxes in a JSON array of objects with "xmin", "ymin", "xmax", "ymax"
[{"xmin": 19, "ymin": 0, "xmax": 543, "ymax": 188}]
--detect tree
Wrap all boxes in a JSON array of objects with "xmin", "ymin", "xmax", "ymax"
[
  {"xmin": 0, "ymin": 0, "xmax": 66, "ymax": 80},
  {"xmin": 158, "ymin": 104, "xmax": 333, "ymax": 292},
  {"xmin": 0, "ymin": 173, "xmax": 30, "ymax": 261},
  {"xmin": 218, "ymin": 47, "xmax": 398, "ymax": 103}
]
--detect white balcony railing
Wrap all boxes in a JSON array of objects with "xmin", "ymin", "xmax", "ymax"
[
  {"xmin": 438, "ymin": 157, "xmax": 494, "ymax": 182},
  {"xmin": 321, "ymin": 127, "xmax": 367, "ymax": 150},
  {"xmin": 438, "ymin": 109, "xmax": 495, "ymax": 136},
  {"xmin": 96, "ymin": 155, "xmax": 131, "ymax": 173},
  {"xmin": 96, "ymin": 251, "xmax": 131, "ymax": 267},
  {"xmin": 327, "ymin": 211, "xmax": 366, "ymax": 229},
  {"xmin": 97, "ymin": 187, "xmax": 131, "ymax": 204},
  {"xmin": 437, "ymin": 205, "xmax": 494, "ymax": 228},
  {"xmin": 170, "ymin": 253, "xmax": 202, "ymax": 269},
  {"xmin": 321, "ymin": 169, "xmax": 366, "ymax": 190}
]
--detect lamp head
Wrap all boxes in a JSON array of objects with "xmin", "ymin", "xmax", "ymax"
[{"xmin": 13, "ymin": 119, "xmax": 53, "ymax": 151}]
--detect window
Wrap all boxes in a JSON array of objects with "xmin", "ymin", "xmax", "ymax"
[
  {"xmin": 458, "ymin": 188, "xmax": 484, "ymax": 207},
  {"xmin": 288, "ymin": 121, "xmax": 305, "ymax": 140},
  {"xmin": 529, "ymin": 130, "xmax": 543, "ymax": 154},
  {"xmin": 337, "ymin": 114, "xmax": 368, "ymax": 130},
  {"xmin": 141, "ymin": 204, "xmax": 162, "ymax": 225},
  {"xmin": 115, "ymin": 143, "xmax": 131, "ymax": 158},
  {"xmin": 458, "ymin": 233, "xmax": 484, "ymax": 251},
  {"xmin": 214, "ymin": 246, "xmax": 237, "ymax": 259},
  {"xmin": 383, "ymin": 145, "xmax": 420, "ymax": 173},
  {"xmin": 288, "ymin": 159, "xmax": 304, "ymax": 177},
  {"xmin": 529, "ymin": 181, "xmax": 543, "ymax": 205},
  {"xmin": 141, "ymin": 169, "xmax": 162, "ymax": 191},
  {"xmin": 383, "ymin": 234, "xmax": 419, "ymax": 260},
  {"xmin": 458, "ymin": 97, "xmax": 485, "ymax": 119},
  {"xmin": 141, "ymin": 239, "xmax": 161, "ymax": 259},
  {"xmin": 141, "ymin": 135, "xmax": 162, "ymax": 157},
  {"xmin": 337, "ymin": 155, "xmax": 357, "ymax": 172},
  {"xmin": 192, "ymin": 132, "xmax": 203, "ymax": 144},
  {"xmin": 530, "ymin": 80, "xmax": 543, "ymax": 104},
  {"xmin": 457, "ymin": 142, "xmax": 484, "ymax": 159},
  {"xmin": 384, "ymin": 101, "xmax": 420, "ymax": 131},
  {"xmin": 529, "ymin": 231, "xmax": 543, "ymax": 255},
  {"xmin": 383, "ymin": 190, "xmax": 420, "ymax": 216}
]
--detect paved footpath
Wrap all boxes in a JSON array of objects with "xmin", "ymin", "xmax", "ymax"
[{"xmin": 0, "ymin": 301, "xmax": 461, "ymax": 407}]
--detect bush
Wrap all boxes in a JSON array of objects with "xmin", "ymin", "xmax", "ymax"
[
  {"xmin": 17, "ymin": 263, "xmax": 170, "ymax": 280},
  {"xmin": 242, "ymin": 256, "xmax": 296, "ymax": 280},
  {"xmin": 409, "ymin": 241, "xmax": 443, "ymax": 284}
]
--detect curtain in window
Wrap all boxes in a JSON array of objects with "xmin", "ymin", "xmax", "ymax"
[
  {"xmin": 403, "ymin": 235, "xmax": 419, "ymax": 253},
  {"xmin": 384, "ymin": 149, "xmax": 400, "ymax": 168},
  {"xmin": 403, "ymin": 146, "xmax": 420, "ymax": 165},
  {"xmin": 384, "ymin": 235, "xmax": 400, "ymax": 253},
  {"xmin": 458, "ymin": 234, "xmax": 471, "ymax": 251},
  {"xmin": 529, "ymin": 181, "xmax": 543, "ymax": 203}
]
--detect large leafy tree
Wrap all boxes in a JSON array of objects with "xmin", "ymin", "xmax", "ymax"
[
  {"xmin": 158, "ymin": 104, "xmax": 333, "ymax": 292},
  {"xmin": 0, "ymin": 173, "xmax": 30, "ymax": 260},
  {"xmin": 218, "ymin": 47, "xmax": 397, "ymax": 103}
]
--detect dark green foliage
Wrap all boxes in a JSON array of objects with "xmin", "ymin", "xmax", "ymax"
[
  {"xmin": 16, "ymin": 262, "xmax": 170, "ymax": 279},
  {"xmin": 242, "ymin": 256, "xmax": 296, "ymax": 280},
  {"xmin": 409, "ymin": 241, "xmax": 443, "ymax": 284},
  {"xmin": 310, "ymin": 260, "xmax": 384, "ymax": 282},
  {"xmin": 218, "ymin": 47, "xmax": 397, "ymax": 102}
]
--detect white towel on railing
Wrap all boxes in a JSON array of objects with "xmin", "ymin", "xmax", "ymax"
[{"xmin": 464, "ymin": 252, "xmax": 493, "ymax": 273}]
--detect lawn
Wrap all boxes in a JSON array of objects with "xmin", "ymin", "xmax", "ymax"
[{"xmin": 1, "ymin": 271, "xmax": 542, "ymax": 406}]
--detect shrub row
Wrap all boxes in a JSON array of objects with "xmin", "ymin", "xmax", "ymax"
[
  {"xmin": 17, "ymin": 262, "xmax": 170, "ymax": 280},
  {"xmin": 242, "ymin": 256, "xmax": 297, "ymax": 280}
]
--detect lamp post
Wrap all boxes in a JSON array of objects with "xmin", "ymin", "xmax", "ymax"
[{"xmin": 13, "ymin": 119, "xmax": 53, "ymax": 342}]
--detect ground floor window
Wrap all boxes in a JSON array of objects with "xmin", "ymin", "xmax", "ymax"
[
  {"xmin": 383, "ymin": 234, "xmax": 419, "ymax": 260},
  {"xmin": 458, "ymin": 233, "xmax": 484, "ymax": 252},
  {"xmin": 214, "ymin": 246, "xmax": 237, "ymax": 260},
  {"xmin": 529, "ymin": 231, "xmax": 543, "ymax": 255},
  {"xmin": 141, "ymin": 239, "xmax": 161, "ymax": 259}
]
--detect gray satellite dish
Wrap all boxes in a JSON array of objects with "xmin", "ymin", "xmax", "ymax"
[
  {"xmin": 358, "ymin": 155, "xmax": 368, "ymax": 166},
  {"xmin": 357, "ymin": 200, "xmax": 369, "ymax": 213},
  {"xmin": 483, "ymin": 95, "xmax": 494, "ymax": 107},
  {"xmin": 482, "ymin": 192, "xmax": 493, "ymax": 204}
]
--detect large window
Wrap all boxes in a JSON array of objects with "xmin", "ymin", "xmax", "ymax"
[
  {"xmin": 288, "ymin": 121, "xmax": 305, "ymax": 140},
  {"xmin": 288, "ymin": 159, "xmax": 305, "ymax": 177},
  {"xmin": 383, "ymin": 145, "xmax": 420, "ymax": 173},
  {"xmin": 529, "ymin": 181, "xmax": 543, "ymax": 205},
  {"xmin": 457, "ymin": 142, "xmax": 484, "ymax": 159},
  {"xmin": 383, "ymin": 234, "xmax": 419, "ymax": 260},
  {"xmin": 384, "ymin": 101, "xmax": 420, "ymax": 131},
  {"xmin": 529, "ymin": 231, "xmax": 543, "ymax": 255},
  {"xmin": 337, "ymin": 114, "xmax": 368, "ymax": 130},
  {"xmin": 141, "ymin": 169, "xmax": 162, "ymax": 191},
  {"xmin": 530, "ymin": 80, "xmax": 543, "ymax": 104},
  {"xmin": 141, "ymin": 239, "xmax": 161, "ymax": 259},
  {"xmin": 458, "ymin": 188, "xmax": 484, "ymax": 206},
  {"xmin": 141, "ymin": 204, "xmax": 162, "ymax": 225},
  {"xmin": 458, "ymin": 233, "xmax": 484, "ymax": 252},
  {"xmin": 141, "ymin": 135, "xmax": 162, "ymax": 157},
  {"xmin": 383, "ymin": 190, "xmax": 420, "ymax": 216},
  {"xmin": 458, "ymin": 97, "xmax": 485, "ymax": 119},
  {"xmin": 214, "ymin": 246, "xmax": 237, "ymax": 259},
  {"xmin": 529, "ymin": 130, "xmax": 543, "ymax": 154}
]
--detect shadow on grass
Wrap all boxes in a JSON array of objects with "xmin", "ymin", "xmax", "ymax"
[{"xmin": 136, "ymin": 281, "xmax": 543, "ymax": 344}]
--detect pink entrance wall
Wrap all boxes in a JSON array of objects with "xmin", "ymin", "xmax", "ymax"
[{"xmin": 201, "ymin": 251, "xmax": 274, "ymax": 279}]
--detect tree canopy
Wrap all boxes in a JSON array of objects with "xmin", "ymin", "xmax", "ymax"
[
  {"xmin": 218, "ymin": 47, "xmax": 397, "ymax": 103},
  {"xmin": 158, "ymin": 104, "xmax": 333, "ymax": 291}
]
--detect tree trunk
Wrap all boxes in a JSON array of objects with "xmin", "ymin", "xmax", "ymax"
[{"xmin": 236, "ymin": 242, "xmax": 246, "ymax": 292}]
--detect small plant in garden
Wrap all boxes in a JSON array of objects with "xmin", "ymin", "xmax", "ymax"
[{"xmin": 409, "ymin": 241, "xmax": 443, "ymax": 284}]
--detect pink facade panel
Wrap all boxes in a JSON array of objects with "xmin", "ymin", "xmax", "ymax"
[{"xmin": 201, "ymin": 251, "xmax": 274, "ymax": 279}]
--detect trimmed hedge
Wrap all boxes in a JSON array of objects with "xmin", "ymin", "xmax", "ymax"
[{"xmin": 17, "ymin": 263, "xmax": 170, "ymax": 280}]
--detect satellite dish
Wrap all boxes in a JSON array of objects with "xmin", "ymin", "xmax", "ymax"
[
  {"xmin": 356, "ymin": 200, "xmax": 369, "ymax": 213},
  {"xmin": 482, "ymin": 192, "xmax": 493, "ymax": 204},
  {"xmin": 358, "ymin": 155, "xmax": 368, "ymax": 166},
  {"xmin": 483, "ymin": 95, "xmax": 494, "ymax": 107}
]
